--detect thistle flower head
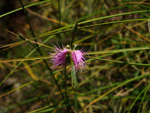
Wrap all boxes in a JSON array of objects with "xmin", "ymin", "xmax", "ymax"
[{"xmin": 50, "ymin": 45, "xmax": 69, "ymax": 68}]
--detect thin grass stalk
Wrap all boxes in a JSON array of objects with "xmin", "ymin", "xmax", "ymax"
[
  {"xmin": 64, "ymin": 57, "xmax": 70, "ymax": 112},
  {"xmin": 83, "ymin": 74, "xmax": 150, "ymax": 111},
  {"xmin": 71, "ymin": 64, "xmax": 78, "ymax": 113},
  {"xmin": 56, "ymin": 0, "xmax": 62, "ymax": 46},
  {"xmin": 127, "ymin": 86, "xmax": 147, "ymax": 113},
  {"xmin": 70, "ymin": 22, "xmax": 78, "ymax": 112},
  {"xmin": 19, "ymin": 0, "xmax": 65, "ymax": 101},
  {"xmin": 137, "ymin": 80, "xmax": 150, "ymax": 113},
  {"xmin": 70, "ymin": 57, "xmax": 78, "ymax": 113},
  {"xmin": 0, "ymin": 0, "xmax": 53, "ymax": 18},
  {"xmin": 57, "ymin": 0, "xmax": 61, "ymax": 27},
  {"xmin": 71, "ymin": 22, "xmax": 78, "ymax": 49},
  {"xmin": 0, "ymin": 35, "xmax": 54, "ymax": 86},
  {"xmin": 18, "ymin": 36, "xmax": 66, "ymax": 103},
  {"xmin": 74, "ymin": 84, "xmax": 78, "ymax": 113},
  {"xmin": 19, "ymin": 0, "xmax": 35, "ymax": 37}
]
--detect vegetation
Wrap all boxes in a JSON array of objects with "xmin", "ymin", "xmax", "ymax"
[{"xmin": 0, "ymin": 0, "xmax": 150, "ymax": 112}]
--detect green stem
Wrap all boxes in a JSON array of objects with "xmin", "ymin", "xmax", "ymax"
[
  {"xmin": 64, "ymin": 61, "xmax": 70, "ymax": 112},
  {"xmin": 137, "ymin": 80, "xmax": 150, "ymax": 113},
  {"xmin": 74, "ymin": 88, "xmax": 78, "ymax": 113},
  {"xmin": 74, "ymin": 71, "xmax": 78, "ymax": 113},
  {"xmin": 57, "ymin": 0, "xmax": 61, "ymax": 27},
  {"xmin": 127, "ymin": 86, "xmax": 147, "ymax": 113},
  {"xmin": 19, "ymin": 0, "xmax": 65, "ymax": 102},
  {"xmin": 0, "ymin": 35, "xmax": 54, "ymax": 86},
  {"xmin": 71, "ymin": 58, "xmax": 78, "ymax": 112},
  {"xmin": 19, "ymin": 0, "xmax": 35, "ymax": 37},
  {"xmin": 0, "ymin": 0, "xmax": 53, "ymax": 18},
  {"xmin": 71, "ymin": 22, "xmax": 78, "ymax": 49},
  {"xmin": 57, "ymin": 0, "xmax": 62, "ymax": 44}
]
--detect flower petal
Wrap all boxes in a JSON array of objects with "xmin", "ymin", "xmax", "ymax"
[
  {"xmin": 50, "ymin": 46, "xmax": 69, "ymax": 68},
  {"xmin": 72, "ymin": 50, "xmax": 86, "ymax": 71}
]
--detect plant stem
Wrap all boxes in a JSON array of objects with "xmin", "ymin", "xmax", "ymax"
[
  {"xmin": 71, "ymin": 22, "xmax": 78, "ymax": 49},
  {"xmin": 127, "ymin": 86, "xmax": 147, "ymax": 113},
  {"xmin": 137, "ymin": 80, "xmax": 150, "ymax": 113},
  {"xmin": 74, "ymin": 88, "xmax": 78, "ymax": 113},
  {"xmin": 0, "ymin": 35, "xmax": 54, "ymax": 86},
  {"xmin": 56, "ymin": 0, "xmax": 62, "ymax": 44},
  {"xmin": 64, "ymin": 66, "xmax": 70, "ymax": 112},
  {"xmin": 57, "ymin": 0, "xmax": 61, "ymax": 27},
  {"xmin": 19, "ymin": 0, "xmax": 65, "ymax": 101}
]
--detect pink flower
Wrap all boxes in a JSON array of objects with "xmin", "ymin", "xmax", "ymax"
[
  {"xmin": 50, "ymin": 45, "xmax": 69, "ymax": 68},
  {"xmin": 71, "ymin": 49, "xmax": 86, "ymax": 71},
  {"xmin": 50, "ymin": 45, "xmax": 87, "ymax": 71}
]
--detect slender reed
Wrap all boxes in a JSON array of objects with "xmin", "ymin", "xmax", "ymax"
[
  {"xmin": 137, "ymin": 80, "xmax": 150, "ymax": 113},
  {"xmin": 19, "ymin": 0, "xmax": 65, "ymax": 101},
  {"xmin": 57, "ymin": 0, "xmax": 61, "ymax": 27},
  {"xmin": 64, "ymin": 57, "xmax": 70, "ymax": 112},
  {"xmin": 74, "ymin": 81, "xmax": 78, "ymax": 113},
  {"xmin": 70, "ymin": 23, "xmax": 79, "ymax": 113}
]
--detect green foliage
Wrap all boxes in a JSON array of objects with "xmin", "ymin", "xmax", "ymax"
[{"xmin": 1, "ymin": 0, "xmax": 150, "ymax": 113}]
